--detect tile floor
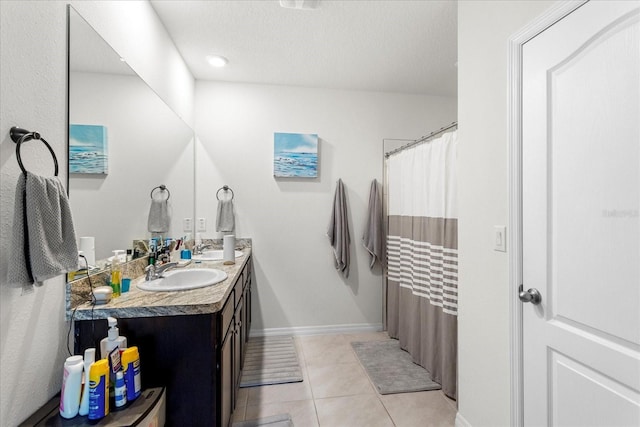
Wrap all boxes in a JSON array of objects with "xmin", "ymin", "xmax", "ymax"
[{"xmin": 232, "ymin": 332, "xmax": 457, "ymax": 427}]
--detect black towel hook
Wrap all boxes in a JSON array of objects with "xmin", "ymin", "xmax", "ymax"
[
  {"xmin": 10, "ymin": 127, "xmax": 59, "ymax": 176},
  {"xmin": 216, "ymin": 185, "xmax": 234, "ymax": 201},
  {"xmin": 150, "ymin": 184, "xmax": 170, "ymax": 200}
]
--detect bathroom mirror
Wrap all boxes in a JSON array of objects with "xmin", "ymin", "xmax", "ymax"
[{"xmin": 68, "ymin": 7, "xmax": 194, "ymax": 267}]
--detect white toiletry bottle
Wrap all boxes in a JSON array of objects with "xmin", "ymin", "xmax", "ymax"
[
  {"xmin": 101, "ymin": 317, "xmax": 127, "ymax": 400},
  {"xmin": 78, "ymin": 348, "xmax": 96, "ymax": 416},
  {"xmin": 100, "ymin": 317, "xmax": 127, "ymax": 360},
  {"xmin": 114, "ymin": 371, "xmax": 127, "ymax": 408},
  {"xmin": 115, "ymin": 371, "xmax": 127, "ymax": 408},
  {"xmin": 60, "ymin": 355, "xmax": 84, "ymax": 419}
]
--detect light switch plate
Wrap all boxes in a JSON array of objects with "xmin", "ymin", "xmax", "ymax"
[
  {"xmin": 197, "ymin": 218, "xmax": 206, "ymax": 232},
  {"xmin": 494, "ymin": 225, "xmax": 507, "ymax": 252},
  {"xmin": 183, "ymin": 218, "xmax": 193, "ymax": 232}
]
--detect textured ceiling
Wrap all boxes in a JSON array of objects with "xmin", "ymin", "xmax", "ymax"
[{"xmin": 150, "ymin": 0, "xmax": 457, "ymax": 96}]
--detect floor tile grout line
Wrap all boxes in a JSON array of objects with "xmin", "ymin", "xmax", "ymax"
[
  {"xmin": 378, "ymin": 393, "xmax": 398, "ymax": 427},
  {"xmin": 297, "ymin": 337, "xmax": 322, "ymax": 427}
]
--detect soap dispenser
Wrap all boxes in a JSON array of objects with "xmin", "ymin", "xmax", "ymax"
[
  {"xmin": 100, "ymin": 317, "xmax": 127, "ymax": 401},
  {"xmin": 110, "ymin": 250, "xmax": 124, "ymax": 297},
  {"xmin": 100, "ymin": 317, "xmax": 128, "ymax": 360}
]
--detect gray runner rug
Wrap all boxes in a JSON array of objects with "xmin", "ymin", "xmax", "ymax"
[
  {"xmin": 351, "ymin": 339, "xmax": 441, "ymax": 394},
  {"xmin": 240, "ymin": 336, "xmax": 303, "ymax": 387},
  {"xmin": 232, "ymin": 413, "xmax": 293, "ymax": 427}
]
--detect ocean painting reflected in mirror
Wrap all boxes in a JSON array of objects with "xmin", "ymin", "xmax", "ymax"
[
  {"xmin": 69, "ymin": 124, "xmax": 108, "ymax": 174},
  {"xmin": 274, "ymin": 132, "xmax": 318, "ymax": 178}
]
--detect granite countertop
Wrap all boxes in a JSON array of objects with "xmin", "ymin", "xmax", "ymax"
[{"xmin": 71, "ymin": 247, "xmax": 251, "ymax": 320}]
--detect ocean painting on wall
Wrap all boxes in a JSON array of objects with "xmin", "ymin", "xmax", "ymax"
[
  {"xmin": 274, "ymin": 132, "xmax": 318, "ymax": 178},
  {"xmin": 69, "ymin": 124, "xmax": 108, "ymax": 174}
]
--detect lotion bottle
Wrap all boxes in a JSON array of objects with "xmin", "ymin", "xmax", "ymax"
[
  {"xmin": 60, "ymin": 355, "xmax": 83, "ymax": 419},
  {"xmin": 122, "ymin": 346, "xmax": 142, "ymax": 401},
  {"xmin": 114, "ymin": 371, "xmax": 127, "ymax": 408},
  {"xmin": 88, "ymin": 359, "xmax": 109, "ymax": 420},
  {"xmin": 78, "ymin": 348, "xmax": 96, "ymax": 416},
  {"xmin": 100, "ymin": 317, "xmax": 127, "ymax": 360},
  {"xmin": 101, "ymin": 317, "xmax": 127, "ymax": 400}
]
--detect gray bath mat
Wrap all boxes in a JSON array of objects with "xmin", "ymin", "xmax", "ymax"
[
  {"xmin": 233, "ymin": 413, "xmax": 293, "ymax": 427},
  {"xmin": 351, "ymin": 339, "xmax": 441, "ymax": 394},
  {"xmin": 240, "ymin": 336, "xmax": 303, "ymax": 387}
]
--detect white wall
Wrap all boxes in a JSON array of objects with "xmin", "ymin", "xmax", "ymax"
[
  {"xmin": 195, "ymin": 81, "xmax": 456, "ymax": 332},
  {"xmin": 0, "ymin": 3, "xmax": 69, "ymax": 424},
  {"xmin": 70, "ymin": 72, "xmax": 194, "ymax": 260},
  {"xmin": 0, "ymin": 2, "xmax": 193, "ymax": 425},
  {"xmin": 457, "ymin": 1, "xmax": 555, "ymax": 426},
  {"xmin": 71, "ymin": 1, "xmax": 195, "ymax": 127}
]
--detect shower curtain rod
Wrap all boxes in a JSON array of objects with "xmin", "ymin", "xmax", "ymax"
[{"xmin": 385, "ymin": 121, "xmax": 458, "ymax": 158}]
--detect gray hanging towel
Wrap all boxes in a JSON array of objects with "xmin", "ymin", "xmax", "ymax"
[
  {"xmin": 362, "ymin": 179, "xmax": 383, "ymax": 269},
  {"xmin": 216, "ymin": 199, "xmax": 235, "ymax": 232},
  {"xmin": 9, "ymin": 172, "xmax": 79, "ymax": 290},
  {"xmin": 148, "ymin": 198, "xmax": 170, "ymax": 233},
  {"xmin": 327, "ymin": 178, "xmax": 350, "ymax": 278}
]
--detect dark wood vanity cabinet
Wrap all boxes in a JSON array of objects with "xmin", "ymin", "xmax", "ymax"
[
  {"xmin": 220, "ymin": 257, "xmax": 252, "ymax": 427},
  {"xmin": 74, "ymin": 256, "xmax": 253, "ymax": 427}
]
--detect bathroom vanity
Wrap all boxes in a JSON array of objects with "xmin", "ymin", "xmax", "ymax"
[{"xmin": 71, "ymin": 248, "xmax": 253, "ymax": 427}]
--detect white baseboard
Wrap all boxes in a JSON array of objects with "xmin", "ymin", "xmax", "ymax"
[
  {"xmin": 455, "ymin": 412, "xmax": 472, "ymax": 427},
  {"xmin": 250, "ymin": 323, "xmax": 383, "ymax": 338}
]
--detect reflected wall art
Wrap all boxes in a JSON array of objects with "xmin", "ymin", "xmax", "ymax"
[{"xmin": 69, "ymin": 124, "xmax": 108, "ymax": 174}]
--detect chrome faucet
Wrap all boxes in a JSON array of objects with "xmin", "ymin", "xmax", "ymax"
[
  {"xmin": 145, "ymin": 262, "xmax": 178, "ymax": 281},
  {"xmin": 193, "ymin": 243, "xmax": 212, "ymax": 255}
]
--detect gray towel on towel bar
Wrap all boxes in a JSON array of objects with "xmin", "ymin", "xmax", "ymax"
[
  {"xmin": 362, "ymin": 179, "xmax": 383, "ymax": 269},
  {"xmin": 148, "ymin": 198, "xmax": 170, "ymax": 233},
  {"xmin": 9, "ymin": 172, "xmax": 79, "ymax": 290},
  {"xmin": 327, "ymin": 178, "xmax": 350, "ymax": 278},
  {"xmin": 216, "ymin": 199, "xmax": 235, "ymax": 232}
]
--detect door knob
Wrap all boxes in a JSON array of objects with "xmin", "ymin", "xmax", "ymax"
[{"xmin": 519, "ymin": 286, "xmax": 542, "ymax": 305}]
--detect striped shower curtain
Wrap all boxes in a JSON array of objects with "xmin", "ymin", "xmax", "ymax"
[{"xmin": 386, "ymin": 130, "xmax": 458, "ymax": 399}]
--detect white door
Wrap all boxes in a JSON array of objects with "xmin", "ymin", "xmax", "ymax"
[{"xmin": 522, "ymin": 1, "xmax": 640, "ymax": 426}]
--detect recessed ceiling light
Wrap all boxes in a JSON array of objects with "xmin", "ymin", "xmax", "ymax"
[{"xmin": 206, "ymin": 55, "xmax": 228, "ymax": 68}]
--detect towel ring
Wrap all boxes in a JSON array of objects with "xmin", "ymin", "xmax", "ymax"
[
  {"xmin": 10, "ymin": 127, "xmax": 59, "ymax": 176},
  {"xmin": 150, "ymin": 184, "xmax": 170, "ymax": 201},
  {"xmin": 216, "ymin": 185, "xmax": 234, "ymax": 201}
]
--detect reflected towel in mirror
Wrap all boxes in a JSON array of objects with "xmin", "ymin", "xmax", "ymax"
[
  {"xmin": 148, "ymin": 199, "xmax": 170, "ymax": 233},
  {"xmin": 216, "ymin": 199, "xmax": 235, "ymax": 232}
]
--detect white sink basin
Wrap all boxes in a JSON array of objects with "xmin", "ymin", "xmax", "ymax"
[
  {"xmin": 193, "ymin": 250, "xmax": 244, "ymax": 261},
  {"xmin": 137, "ymin": 268, "xmax": 228, "ymax": 292}
]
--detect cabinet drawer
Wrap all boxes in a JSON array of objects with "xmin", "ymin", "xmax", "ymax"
[
  {"xmin": 234, "ymin": 277, "xmax": 242, "ymax": 308},
  {"xmin": 244, "ymin": 259, "xmax": 252, "ymax": 284},
  {"xmin": 222, "ymin": 293, "xmax": 234, "ymax": 337},
  {"xmin": 238, "ymin": 268, "xmax": 246, "ymax": 292},
  {"xmin": 234, "ymin": 265, "xmax": 246, "ymax": 308}
]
